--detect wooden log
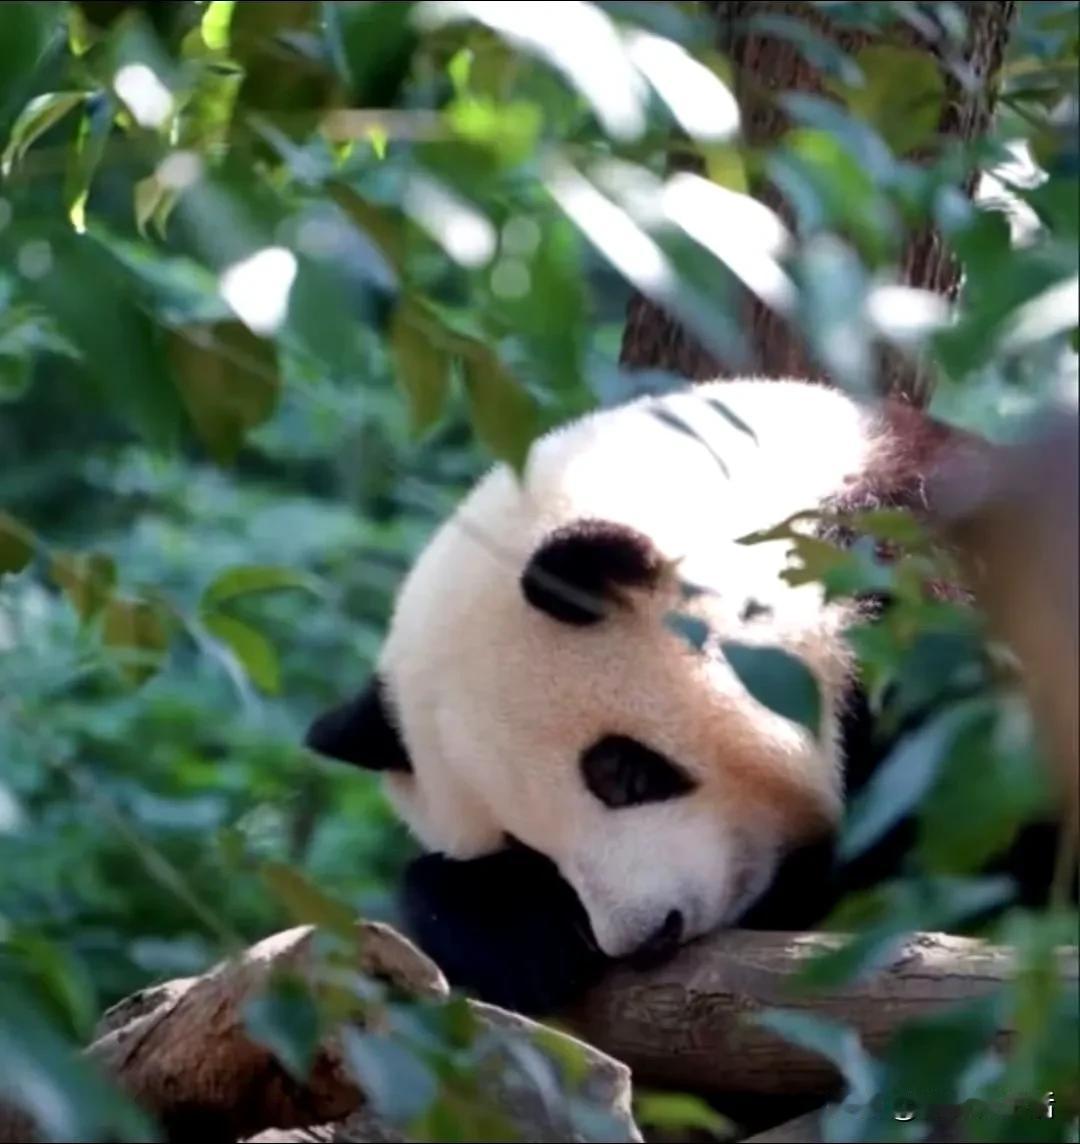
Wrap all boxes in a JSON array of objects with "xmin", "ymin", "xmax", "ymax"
[
  {"xmin": 0, "ymin": 922, "xmax": 640, "ymax": 1144},
  {"xmin": 562, "ymin": 929, "xmax": 1078, "ymax": 1097}
]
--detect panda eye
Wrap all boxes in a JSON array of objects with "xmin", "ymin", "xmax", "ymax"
[{"xmin": 580, "ymin": 735, "xmax": 697, "ymax": 809}]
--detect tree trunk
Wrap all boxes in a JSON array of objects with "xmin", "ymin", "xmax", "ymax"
[{"xmin": 619, "ymin": 0, "xmax": 1017, "ymax": 405}]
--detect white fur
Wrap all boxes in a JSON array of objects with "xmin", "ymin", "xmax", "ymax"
[{"xmin": 379, "ymin": 379, "xmax": 883, "ymax": 956}]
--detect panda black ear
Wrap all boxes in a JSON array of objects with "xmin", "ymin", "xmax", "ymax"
[
  {"xmin": 304, "ymin": 676, "xmax": 412, "ymax": 772},
  {"xmin": 521, "ymin": 519, "xmax": 662, "ymax": 626}
]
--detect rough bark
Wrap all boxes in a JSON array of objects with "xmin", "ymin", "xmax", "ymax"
[
  {"xmin": 619, "ymin": 1, "xmax": 1017, "ymax": 404},
  {"xmin": 0, "ymin": 922, "xmax": 640, "ymax": 1144},
  {"xmin": 561, "ymin": 928, "xmax": 1078, "ymax": 1097}
]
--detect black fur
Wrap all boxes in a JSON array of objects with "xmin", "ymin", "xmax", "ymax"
[
  {"xmin": 580, "ymin": 734, "xmax": 697, "ymax": 808},
  {"xmin": 521, "ymin": 519, "xmax": 661, "ymax": 625},
  {"xmin": 400, "ymin": 841, "xmax": 609, "ymax": 1016},
  {"xmin": 305, "ymin": 677, "xmax": 412, "ymax": 772}
]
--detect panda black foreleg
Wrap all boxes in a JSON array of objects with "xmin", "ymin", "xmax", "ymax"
[{"xmin": 399, "ymin": 842, "xmax": 611, "ymax": 1016}]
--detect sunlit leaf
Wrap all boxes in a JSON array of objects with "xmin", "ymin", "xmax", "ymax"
[
  {"xmin": 721, "ymin": 641, "xmax": 822, "ymax": 736},
  {"xmin": 530, "ymin": 1026, "xmax": 590, "ymax": 1089},
  {"xmin": 635, "ymin": 1091, "xmax": 732, "ymax": 1139},
  {"xmin": 169, "ymin": 321, "xmax": 280, "ymax": 464},
  {"xmin": 1, "ymin": 92, "xmax": 85, "ymax": 176},
  {"xmin": 447, "ymin": 95, "xmax": 543, "ymax": 164},
  {"xmin": 625, "ymin": 30, "xmax": 739, "ymax": 142},
  {"xmin": 0, "ymin": 512, "xmax": 34, "ymax": 575},
  {"xmin": 828, "ymin": 45, "xmax": 946, "ymax": 156},
  {"xmin": 200, "ymin": 0, "xmax": 235, "ymax": 51},
  {"xmin": 133, "ymin": 174, "xmax": 169, "ymax": 238},
  {"xmin": 203, "ymin": 611, "xmax": 280, "ymax": 693},
  {"xmin": 65, "ymin": 95, "xmax": 113, "ymax": 233},
  {"xmin": 419, "ymin": 0, "xmax": 646, "ymax": 140}
]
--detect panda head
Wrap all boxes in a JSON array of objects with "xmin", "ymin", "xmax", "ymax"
[{"xmin": 305, "ymin": 383, "xmax": 871, "ymax": 965}]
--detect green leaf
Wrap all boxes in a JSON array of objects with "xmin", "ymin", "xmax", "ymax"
[
  {"xmin": 203, "ymin": 565, "xmax": 310, "ymax": 609},
  {"xmin": 827, "ymin": 45, "xmax": 946, "ymax": 156},
  {"xmin": 0, "ymin": 353, "xmax": 30, "ymax": 400},
  {"xmin": 50, "ymin": 551, "xmax": 116, "ymax": 621},
  {"xmin": 721, "ymin": 641, "xmax": 822, "ymax": 736},
  {"xmin": 635, "ymin": 1092, "xmax": 732, "ymax": 1139},
  {"xmin": 390, "ymin": 302, "xmax": 450, "ymax": 435},
  {"xmin": 530, "ymin": 1026, "xmax": 591, "ymax": 1089},
  {"xmin": 340, "ymin": 1027, "xmax": 439, "ymax": 1126},
  {"xmin": 881, "ymin": 997, "xmax": 1002, "ymax": 1110},
  {"xmin": 840, "ymin": 702, "xmax": 983, "ymax": 862},
  {"xmin": 447, "ymin": 96, "xmax": 543, "ymax": 164},
  {"xmin": 1, "ymin": 91, "xmax": 85, "ymax": 176},
  {"xmin": 102, "ymin": 596, "xmax": 170, "ymax": 684},
  {"xmin": 13, "ymin": 225, "xmax": 187, "ymax": 447},
  {"xmin": 664, "ymin": 611, "xmax": 710, "ymax": 653},
  {"xmin": 133, "ymin": 175, "xmax": 170, "ymax": 238},
  {"xmin": 850, "ymin": 508, "xmax": 928, "ymax": 548},
  {"xmin": 200, "ymin": 0, "xmax": 235, "ymax": 51},
  {"xmin": 0, "ymin": 982, "xmax": 154, "ymax": 1143},
  {"xmin": 64, "ymin": 96, "xmax": 112, "ymax": 233},
  {"xmin": 231, "ymin": 0, "xmax": 328, "ymax": 132},
  {"xmin": 169, "ymin": 321, "xmax": 280, "ymax": 464},
  {"xmin": 261, "ymin": 861, "xmax": 356, "ymax": 939},
  {"xmin": 203, "ymin": 611, "xmax": 280, "ymax": 693},
  {"xmin": 917, "ymin": 710, "xmax": 1051, "ymax": 876},
  {"xmin": 330, "ymin": 0, "xmax": 417, "ymax": 107},
  {"xmin": 737, "ymin": 509, "xmax": 823, "ymax": 546},
  {"xmin": 0, "ymin": 4, "xmax": 56, "ymax": 118},
  {"xmin": 802, "ymin": 877, "xmax": 1015, "ymax": 991},
  {"xmin": 0, "ymin": 511, "xmax": 34, "ymax": 574},
  {"xmin": 243, "ymin": 975, "xmax": 320, "ymax": 1081},
  {"xmin": 754, "ymin": 1009, "xmax": 880, "ymax": 1106},
  {"xmin": 462, "ymin": 348, "xmax": 540, "ymax": 473},
  {"xmin": 329, "ymin": 185, "xmax": 405, "ymax": 275}
]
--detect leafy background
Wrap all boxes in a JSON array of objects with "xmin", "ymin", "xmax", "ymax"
[{"xmin": 0, "ymin": 2, "xmax": 1077, "ymax": 1142}]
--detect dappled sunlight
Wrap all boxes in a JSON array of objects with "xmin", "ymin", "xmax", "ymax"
[{"xmin": 218, "ymin": 246, "xmax": 298, "ymax": 336}]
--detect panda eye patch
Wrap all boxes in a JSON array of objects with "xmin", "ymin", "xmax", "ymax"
[{"xmin": 580, "ymin": 735, "xmax": 696, "ymax": 809}]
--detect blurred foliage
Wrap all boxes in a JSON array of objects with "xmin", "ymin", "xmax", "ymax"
[{"xmin": 0, "ymin": 1, "xmax": 1077, "ymax": 1141}]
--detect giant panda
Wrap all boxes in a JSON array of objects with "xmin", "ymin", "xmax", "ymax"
[{"xmin": 305, "ymin": 378, "xmax": 1065, "ymax": 1016}]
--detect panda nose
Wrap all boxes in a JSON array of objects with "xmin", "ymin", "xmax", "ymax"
[{"xmin": 627, "ymin": 909, "xmax": 684, "ymax": 970}]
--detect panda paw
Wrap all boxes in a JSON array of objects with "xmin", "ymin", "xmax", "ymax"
[{"xmin": 398, "ymin": 845, "xmax": 611, "ymax": 1017}]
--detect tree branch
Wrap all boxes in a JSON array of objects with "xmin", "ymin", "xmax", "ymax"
[{"xmin": 561, "ymin": 928, "xmax": 1078, "ymax": 1096}]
